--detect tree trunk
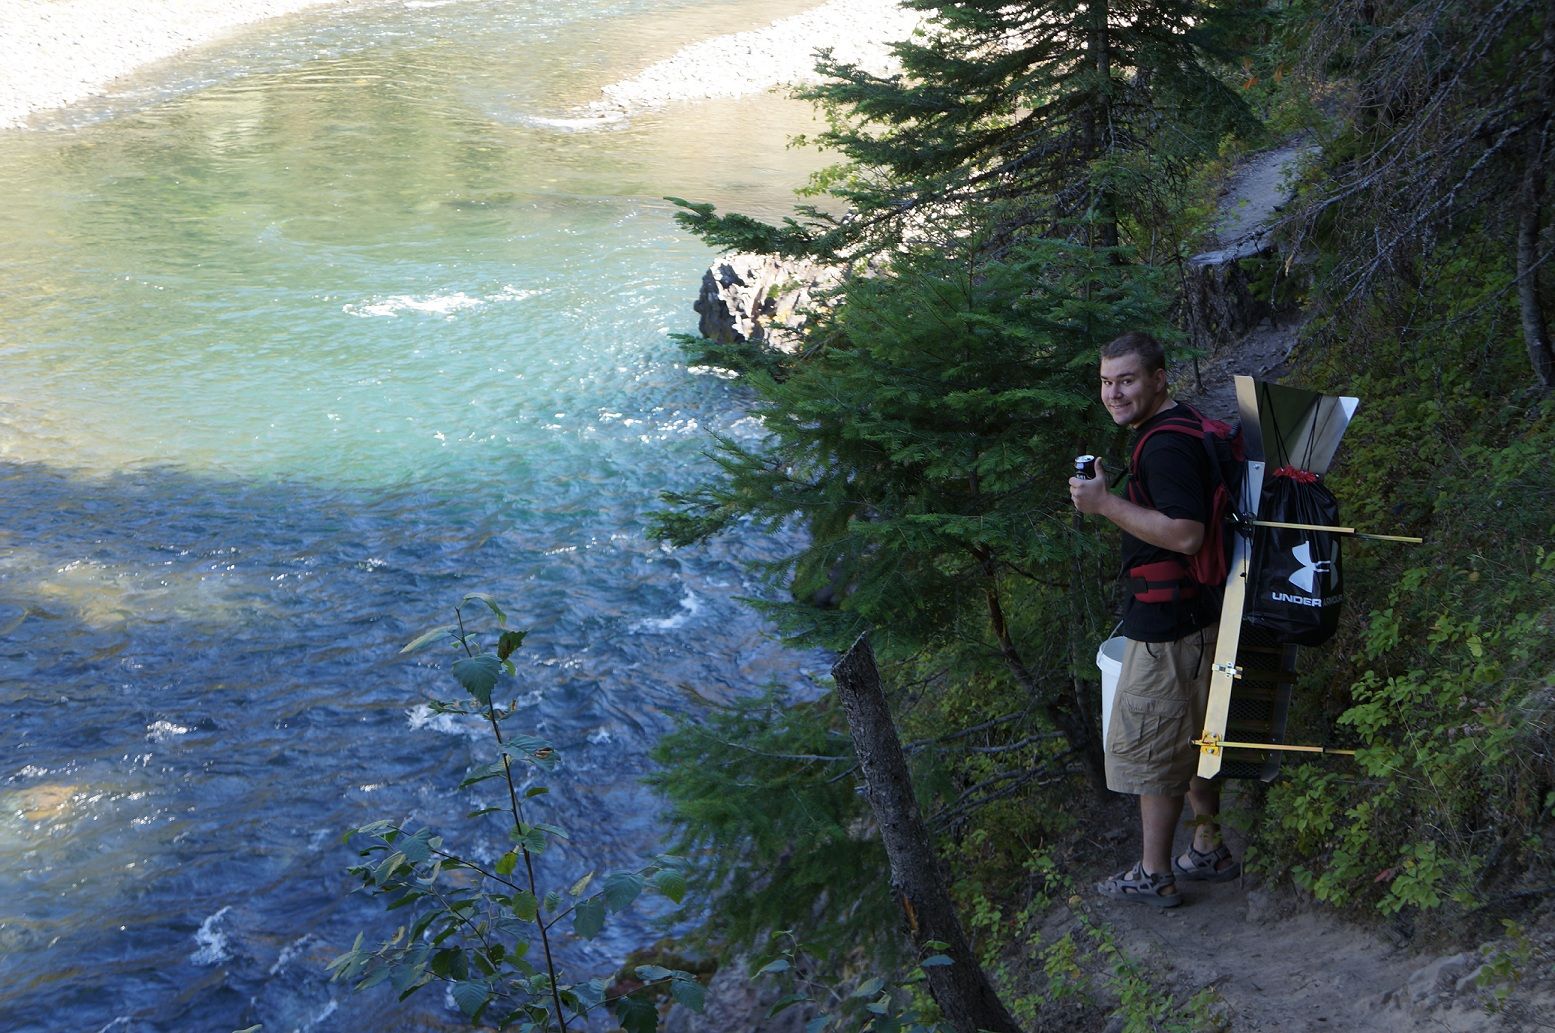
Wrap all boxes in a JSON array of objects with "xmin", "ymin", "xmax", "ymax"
[
  {"xmin": 830, "ymin": 636, "xmax": 1023, "ymax": 1033},
  {"xmin": 1516, "ymin": 17, "xmax": 1555, "ymax": 391},
  {"xmin": 1084, "ymin": 0, "xmax": 1119, "ymax": 251}
]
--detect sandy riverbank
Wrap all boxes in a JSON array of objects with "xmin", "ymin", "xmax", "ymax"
[
  {"xmin": 0, "ymin": 0, "xmax": 351, "ymax": 129},
  {"xmin": 588, "ymin": 0, "xmax": 923, "ymax": 117},
  {"xmin": 1, "ymin": 0, "xmax": 923, "ymax": 132}
]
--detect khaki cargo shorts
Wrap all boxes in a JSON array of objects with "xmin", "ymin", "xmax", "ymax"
[{"xmin": 1104, "ymin": 624, "xmax": 1218, "ymax": 796}]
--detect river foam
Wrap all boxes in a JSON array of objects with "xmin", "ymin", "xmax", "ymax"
[{"xmin": 342, "ymin": 285, "xmax": 544, "ymax": 319}]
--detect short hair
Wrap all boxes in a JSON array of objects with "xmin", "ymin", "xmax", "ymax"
[{"xmin": 1101, "ymin": 331, "xmax": 1166, "ymax": 374}]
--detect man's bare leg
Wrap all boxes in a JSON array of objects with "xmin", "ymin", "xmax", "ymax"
[
  {"xmin": 1182, "ymin": 776, "xmax": 1237, "ymax": 873},
  {"xmin": 1186, "ymin": 776, "xmax": 1222, "ymax": 852},
  {"xmin": 1140, "ymin": 793, "xmax": 1185, "ymax": 877}
]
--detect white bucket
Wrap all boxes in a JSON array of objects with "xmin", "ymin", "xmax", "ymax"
[{"xmin": 1096, "ymin": 636, "xmax": 1127, "ymax": 743}]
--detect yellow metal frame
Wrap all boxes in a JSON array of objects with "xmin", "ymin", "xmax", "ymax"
[
  {"xmin": 1195, "ymin": 732, "xmax": 1356, "ymax": 758},
  {"xmin": 1196, "ymin": 457, "xmax": 1260, "ymax": 778}
]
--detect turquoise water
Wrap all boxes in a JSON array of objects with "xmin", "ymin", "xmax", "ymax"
[{"xmin": 0, "ymin": 2, "xmax": 829, "ymax": 1029}]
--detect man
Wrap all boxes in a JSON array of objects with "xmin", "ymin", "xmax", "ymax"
[{"xmin": 1068, "ymin": 331, "xmax": 1239, "ymax": 907}]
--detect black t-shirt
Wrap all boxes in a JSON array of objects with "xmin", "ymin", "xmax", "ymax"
[{"xmin": 1119, "ymin": 404, "xmax": 1222, "ymax": 642}]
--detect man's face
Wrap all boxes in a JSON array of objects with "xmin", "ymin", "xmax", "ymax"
[{"xmin": 1099, "ymin": 352, "xmax": 1168, "ymax": 428}]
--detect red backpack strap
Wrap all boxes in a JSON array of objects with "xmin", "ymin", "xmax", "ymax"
[{"xmin": 1127, "ymin": 558, "xmax": 1200, "ymax": 602}]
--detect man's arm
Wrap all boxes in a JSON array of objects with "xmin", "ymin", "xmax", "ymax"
[{"xmin": 1068, "ymin": 456, "xmax": 1206, "ymax": 555}]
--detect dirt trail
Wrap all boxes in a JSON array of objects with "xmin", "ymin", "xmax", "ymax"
[
  {"xmin": 1088, "ymin": 808, "xmax": 1554, "ymax": 1032},
  {"xmin": 1175, "ymin": 141, "xmax": 1316, "ymax": 422}
]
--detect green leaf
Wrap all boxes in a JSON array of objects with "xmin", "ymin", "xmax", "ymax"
[
  {"xmin": 495, "ymin": 851, "xmax": 518, "ymax": 876},
  {"xmin": 756, "ymin": 957, "xmax": 791, "ymax": 976},
  {"xmin": 569, "ymin": 871, "xmax": 595, "ymax": 897},
  {"xmin": 635, "ymin": 965, "xmax": 675, "ymax": 981},
  {"xmin": 524, "ymin": 786, "xmax": 550, "ymax": 798},
  {"xmin": 543, "ymin": 890, "xmax": 561, "ymax": 913},
  {"xmin": 497, "ymin": 629, "xmax": 528, "ymax": 660},
  {"xmin": 398, "ymin": 828, "xmax": 436, "ymax": 864},
  {"xmin": 452, "ymin": 654, "xmax": 503, "ymax": 705},
  {"xmin": 768, "ymin": 992, "xmax": 810, "ymax": 1017},
  {"xmin": 805, "ymin": 1017, "xmax": 831, "ymax": 1033},
  {"xmin": 920, "ymin": 954, "xmax": 953, "ymax": 968},
  {"xmin": 430, "ymin": 947, "xmax": 465, "ymax": 979},
  {"xmin": 461, "ymin": 593, "xmax": 507, "ymax": 625},
  {"xmin": 603, "ymin": 871, "xmax": 645, "ymax": 912},
  {"xmin": 651, "ymin": 868, "xmax": 687, "ymax": 904},
  {"xmin": 459, "ymin": 759, "xmax": 507, "ymax": 788},
  {"xmin": 510, "ymin": 890, "xmax": 539, "ymax": 922},
  {"xmin": 401, "ymin": 624, "xmax": 457, "ymax": 654},
  {"xmin": 670, "ymin": 977, "xmax": 707, "ymax": 1012},
  {"xmin": 573, "ymin": 896, "xmax": 606, "ymax": 939},
  {"xmin": 532, "ymin": 821, "xmax": 570, "ymax": 841},
  {"xmin": 851, "ymin": 976, "xmax": 885, "ymax": 999},
  {"xmin": 616, "ymin": 995, "xmax": 659, "ymax": 1033},
  {"xmin": 451, "ymin": 980, "xmax": 490, "ymax": 1018},
  {"xmin": 358, "ymin": 965, "xmax": 391, "ymax": 991},
  {"xmin": 512, "ymin": 824, "xmax": 547, "ymax": 854},
  {"xmin": 505, "ymin": 734, "xmax": 559, "ymax": 766}
]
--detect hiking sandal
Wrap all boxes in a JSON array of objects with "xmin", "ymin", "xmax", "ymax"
[
  {"xmin": 1097, "ymin": 861, "xmax": 1182, "ymax": 908},
  {"xmin": 1173, "ymin": 842, "xmax": 1242, "ymax": 883}
]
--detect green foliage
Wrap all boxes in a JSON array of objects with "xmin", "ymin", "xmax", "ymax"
[
  {"xmin": 655, "ymin": 0, "xmax": 1555, "ymax": 1008},
  {"xmin": 1290, "ymin": 0, "xmax": 1555, "ymax": 388},
  {"xmin": 676, "ymin": 0, "xmax": 1256, "ymax": 256},
  {"xmin": 330, "ymin": 599, "xmax": 702, "ymax": 1031},
  {"xmin": 1475, "ymin": 920, "xmax": 1542, "ymax": 1012},
  {"xmin": 1252, "ymin": 235, "xmax": 1555, "ymax": 924},
  {"xmin": 647, "ymin": 686, "xmax": 890, "ymax": 955},
  {"xmin": 745, "ymin": 931, "xmax": 959, "ymax": 1033},
  {"xmin": 656, "ymin": 233, "xmax": 1157, "ymax": 663},
  {"xmin": 655, "ymin": 15, "xmax": 1268, "ymax": 984}
]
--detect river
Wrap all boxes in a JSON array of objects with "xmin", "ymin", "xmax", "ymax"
[{"xmin": 0, "ymin": 1, "xmax": 831, "ymax": 1029}]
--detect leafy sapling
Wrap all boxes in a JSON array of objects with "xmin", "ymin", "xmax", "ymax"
[
  {"xmin": 329, "ymin": 595, "xmax": 701, "ymax": 1032},
  {"xmin": 750, "ymin": 930, "xmax": 958, "ymax": 1033}
]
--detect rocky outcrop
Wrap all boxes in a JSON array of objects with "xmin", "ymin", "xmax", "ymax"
[
  {"xmin": 694, "ymin": 253, "xmax": 845, "ymax": 354},
  {"xmin": 1182, "ymin": 246, "xmax": 1270, "ymax": 355}
]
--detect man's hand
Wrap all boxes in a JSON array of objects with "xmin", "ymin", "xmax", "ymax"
[
  {"xmin": 1069, "ymin": 456, "xmax": 1111, "ymax": 516},
  {"xmin": 1072, "ymin": 456, "xmax": 1206, "ymax": 553}
]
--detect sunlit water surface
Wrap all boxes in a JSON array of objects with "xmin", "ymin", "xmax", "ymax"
[{"xmin": 0, "ymin": 1, "xmax": 833, "ymax": 1029}]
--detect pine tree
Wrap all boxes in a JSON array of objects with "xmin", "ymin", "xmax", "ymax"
[
  {"xmin": 674, "ymin": 0, "xmax": 1257, "ymax": 259},
  {"xmin": 656, "ymin": 232, "xmax": 1170, "ymax": 780}
]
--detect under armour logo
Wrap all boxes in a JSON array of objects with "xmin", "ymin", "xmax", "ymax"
[{"xmin": 1288, "ymin": 541, "xmax": 1333, "ymax": 593}]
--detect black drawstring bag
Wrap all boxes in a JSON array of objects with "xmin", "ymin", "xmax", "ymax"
[{"xmin": 1244, "ymin": 467, "xmax": 1343, "ymax": 645}]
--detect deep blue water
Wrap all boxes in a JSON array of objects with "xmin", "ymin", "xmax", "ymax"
[{"xmin": 0, "ymin": 1, "xmax": 829, "ymax": 1029}]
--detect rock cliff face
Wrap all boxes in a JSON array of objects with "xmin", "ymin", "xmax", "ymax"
[
  {"xmin": 1183, "ymin": 241, "xmax": 1270, "ymax": 355},
  {"xmin": 694, "ymin": 253, "xmax": 845, "ymax": 354}
]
